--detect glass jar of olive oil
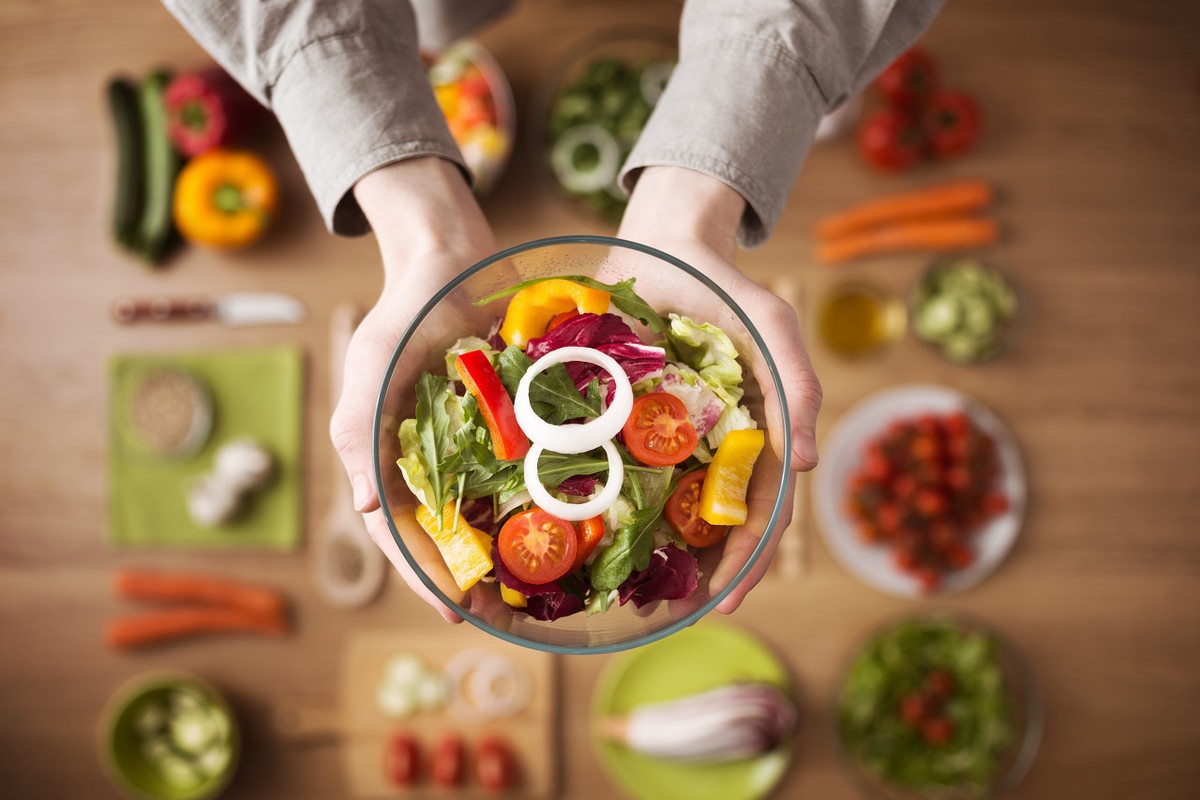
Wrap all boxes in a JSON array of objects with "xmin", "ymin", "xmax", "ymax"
[{"xmin": 817, "ymin": 282, "xmax": 906, "ymax": 358}]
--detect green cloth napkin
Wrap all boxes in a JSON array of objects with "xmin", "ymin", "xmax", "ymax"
[{"xmin": 109, "ymin": 346, "xmax": 305, "ymax": 550}]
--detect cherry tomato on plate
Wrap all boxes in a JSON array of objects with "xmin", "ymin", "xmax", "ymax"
[
  {"xmin": 622, "ymin": 391, "xmax": 698, "ymax": 466},
  {"xmin": 665, "ymin": 469, "xmax": 729, "ymax": 548},
  {"xmin": 923, "ymin": 90, "xmax": 982, "ymax": 156},
  {"xmin": 570, "ymin": 515, "xmax": 606, "ymax": 572},
  {"xmin": 384, "ymin": 733, "xmax": 420, "ymax": 787},
  {"xmin": 875, "ymin": 47, "xmax": 940, "ymax": 107},
  {"xmin": 476, "ymin": 735, "xmax": 520, "ymax": 792},
  {"xmin": 498, "ymin": 508, "xmax": 578, "ymax": 585},
  {"xmin": 431, "ymin": 733, "xmax": 465, "ymax": 788},
  {"xmin": 857, "ymin": 107, "xmax": 926, "ymax": 171}
]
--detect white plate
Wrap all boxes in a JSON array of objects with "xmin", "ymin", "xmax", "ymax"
[{"xmin": 813, "ymin": 385, "xmax": 1026, "ymax": 598}]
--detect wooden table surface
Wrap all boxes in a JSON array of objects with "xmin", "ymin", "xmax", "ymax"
[{"xmin": 2, "ymin": 0, "xmax": 1198, "ymax": 798}]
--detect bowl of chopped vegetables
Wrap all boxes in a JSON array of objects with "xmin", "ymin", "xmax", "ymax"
[
  {"xmin": 836, "ymin": 614, "xmax": 1041, "ymax": 800},
  {"xmin": 373, "ymin": 235, "xmax": 791, "ymax": 654},
  {"xmin": 908, "ymin": 258, "xmax": 1018, "ymax": 364},
  {"xmin": 533, "ymin": 27, "xmax": 677, "ymax": 220},
  {"xmin": 101, "ymin": 671, "xmax": 239, "ymax": 800}
]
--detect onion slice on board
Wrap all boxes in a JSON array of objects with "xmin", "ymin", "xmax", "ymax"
[
  {"xmin": 513, "ymin": 346, "xmax": 633, "ymax": 454},
  {"xmin": 524, "ymin": 440, "xmax": 624, "ymax": 521}
]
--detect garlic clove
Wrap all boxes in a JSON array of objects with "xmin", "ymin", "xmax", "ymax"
[
  {"xmin": 212, "ymin": 438, "xmax": 274, "ymax": 492},
  {"xmin": 185, "ymin": 474, "xmax": 244, "ymax": 527}
]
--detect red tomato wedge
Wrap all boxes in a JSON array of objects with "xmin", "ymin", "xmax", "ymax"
[
  {"xmin": 498, "ymin": 509, "xmax": 578, "ymax": 585},
  {"xmin": 571, "ymin": 515, "xmax": 606, "ymax": 572},
  {"xmin": 665, "ymin": 469, "xmax": 729, "ymax": 548},
  {"xmin": 622, "ymin": 392, "xmax": 698, "ymax": 466},
  {"xmin": 455, "ymin": 349, "xmax": 530, "ymax": 460}
]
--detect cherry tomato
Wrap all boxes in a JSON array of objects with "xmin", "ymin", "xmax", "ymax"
[
  {"xmin": 498, "ymin": 508, "xmax": 578, "ymax": 585},
  {"xmin": 923, "ymin": 90, "xmax": 982, "ymax": 157},
  {"xmin": 899, "ymin": 693, "xmax": 928, "ymax": 726},
  {"xmin": 384, "ymin": 733, "xmax": 420, "ymax": 786},
  {"xmin": 622, "ymin": 392, "xmax": 698, "ymax": 466},
  {"xmin": 665, "ymin": 469, "xmax": 729, "ymax": 548},
  {"xmin": 431, "ymin": 733, "xmax": 465, "ymax": 788},
  {"xmin": 858, "ymin": 107, "xmax": 927, "ymax": 171},
  {"xmin": 571, "ymin": 515, "xmax": 606, "ymax": 572},
  {"xmin": 875, "ymin": 47, "xmax": 940, "ymax": 107},
  {"xmin": 476, "ymin": 735, "xmax": 519, "ymax": 792},
  {"xmin": 921, "ymin": 716, "xmax": 956, "ymax": 745},
  {"xmin": 924, "ymin": 669, "xmax": 956, "ymax": 699}
]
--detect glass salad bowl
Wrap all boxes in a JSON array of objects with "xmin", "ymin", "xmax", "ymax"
[{"xmin": 373, "ymin": 236, "xmax": 790, "ymax": 654}]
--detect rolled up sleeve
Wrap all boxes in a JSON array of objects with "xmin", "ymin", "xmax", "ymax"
[
  {"xmin": 163, "ymin": 0, "xmax": 466, "ymax": 236},
  {"xmin": 622, "ymin": 0, "xmax": 945, "ymax": 248}
]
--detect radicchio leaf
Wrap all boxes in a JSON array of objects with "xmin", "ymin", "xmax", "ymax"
[
  {"xmin": 617, "ymin": 544, "xmax": 699, "ymax": 608},
  {"xmin": 525, "ymin": 313, "xmax": 665, "ymax": 398}
]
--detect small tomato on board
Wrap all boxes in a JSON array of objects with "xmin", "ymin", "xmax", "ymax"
[
  {"xmin": 431, "ymin": 733, "xmax": 465, "ymax": 788},
  {"xmin": 875, "ymin": 47, "xmax": 941, "ymax": 107},
  {"xmin": 476, "ymin": 735, "xmax": 520, "ymax": 792},
  {"xmin": 857, "ymin": 108, "xmax": 927, "ymax": 172},
  {"xmin": 498, "ymin": 508, "xmax": 579, "ymax": 585},
  {"xmin": 622, "ymin": 392, "xmax": 698, "ymax": 466},
  {"xmin": 384, "ymin": 733, "xmax": 420, "ymax": 786},
  {"xmin": 665, "ymin": 469, "xmax": 729, "ymax": 549},
  {"xmin": 923, "ymin": 90, "xmax": 983, "ymax": 157}
]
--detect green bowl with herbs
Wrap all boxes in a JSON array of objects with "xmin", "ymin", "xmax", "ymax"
[
  {"xmin": 908, "ymin": 259, "xmax": 1018, "ymax": 364},
  {"xmin": 373, "ymin": 236, "xmax": 791, "ymax": 655},
  {"xmin": 101, "ymin": 672, "xmax": 239, "ymax": 800},
  {"xmin": 837, "ymin": 615, "xmax": 1041, "ymax": 799}
]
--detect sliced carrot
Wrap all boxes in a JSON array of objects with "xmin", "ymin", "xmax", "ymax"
[
  {"xmin": 105, "ymin": 606, "xmax": 288, "ymax": 650},
  {"xmin": 815, "ymin": 217, "xmax": 1000, "ymax": 265},
  {"xmin": 815, "ymin": 180, "xmax": 994, "ymax": 241},
  {"xmin": 114, "ymin": 569, "xmax": 286, "ymax": 617}
]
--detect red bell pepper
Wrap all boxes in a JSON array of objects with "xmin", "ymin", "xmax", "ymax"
[
  {"xmin": 455, "ymin": 350, "xmax": 530, "ymax": 461},
  {"xmin": 164, "ymin": 67, "xmax": 263, "ymax": 157}
]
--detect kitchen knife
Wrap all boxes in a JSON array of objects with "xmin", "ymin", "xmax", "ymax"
[{"xmin": 112, "ymin": 292, "xmax": 307, "ymax": 327}]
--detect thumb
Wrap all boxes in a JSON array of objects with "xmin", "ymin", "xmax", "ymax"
[{"xmin": 330, "ymin": 392, "xmax": 380, "ymax": 514}]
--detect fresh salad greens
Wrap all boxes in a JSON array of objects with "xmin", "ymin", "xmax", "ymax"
[
  {"xmin": 395, "ymin": 276, "xmax": 762, "ymax": 621},
  {"xmin": 546, "ymin": 55, "xmax": 675, "ymax": 218},
  {"xmin": 839, "ymin": 618, "xmax": 1018, "ymax": 796}
]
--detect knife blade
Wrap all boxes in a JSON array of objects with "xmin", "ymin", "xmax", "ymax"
[{"xmin": 112, "ymin": 292, "xmax": 307, "ymax": 327}]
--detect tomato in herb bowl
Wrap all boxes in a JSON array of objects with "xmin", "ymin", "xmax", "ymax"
[{"xmin": 498, "ymin": 508, "xmax": 579, "ymax": 585}]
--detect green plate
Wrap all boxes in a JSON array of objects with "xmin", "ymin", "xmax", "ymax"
[
  {"xmin": 591, "ymin": 622, "xmax": 795, "ymax": 800},
  {"xmin": 109, "ymin": 347, "xmax": 304, "ymax": 550}
]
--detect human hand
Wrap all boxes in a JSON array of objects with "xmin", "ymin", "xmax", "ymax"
[
  {"xmin": 617, "ymin": 166, "xmax": 822, "ymax": 615},
  {"xmin": 329, "ymin": 157, "xmax": 497, "ymax": 623}
]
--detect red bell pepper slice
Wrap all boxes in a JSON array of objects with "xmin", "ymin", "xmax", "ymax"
[{"xmin": 455, "ymin": 349, "xmax": 530, "ymax": 461}]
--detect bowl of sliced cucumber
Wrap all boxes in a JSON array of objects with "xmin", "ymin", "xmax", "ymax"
[
  {"xmin": 101, "ymin": 672, "xmax": 239, "ymax": 800},
  {"xmin": 908, "ymin": 259, "xmax": 1019, "ymax": 364},
  {"xmin": 535, "ymin": 27, "xmax": 677, "ymax": 221}
]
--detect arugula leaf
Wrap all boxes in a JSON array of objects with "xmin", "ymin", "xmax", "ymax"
[
  {"xmin": 590, "ymin": 505, "xmax": 662, "ymax": 592},
  {"xmin": 495, "ymin": 345, "xmax": 601, "ymax": 424},
  {"xmin": 414, "ymin": 373, "xmax": 454, "ymax": 519},
  {"xmin": 477, "ymin": 276, "xmax": 666, "ymax": 335}
]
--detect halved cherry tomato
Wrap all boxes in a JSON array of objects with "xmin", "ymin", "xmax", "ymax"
[
  {"xmin": 456, "ymin": 349, "xmax": 530, "ymax": 460},
  {"xmin": 498, "ymin": 508, "xmax": 578, "ymax": 585},
  {"xmin": 665, "ymin": 470, "xmax": 729, "ymax": 548},
  {"xmin": 384, "ymin": 733, "xmax": 420, "ymax": 786},
  {"xmin": 431, "ymin": 733, "xmax": 465, "ymax": 788},
  {"xmin": 571, "ymin": 515, "xmax": 606, "ymax": 572},
  {"xmin": 622, "ymin": 392, "xmax": 697, "ymax": 466},
  {"xmin": 476, "ymin": 735, "xmax": 520, "ymax": 792}
]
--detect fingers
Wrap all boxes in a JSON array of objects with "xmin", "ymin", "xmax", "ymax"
[
  {"xmin": 330, "ymin": 319, "xmax": 396, "ymax": 515},
  {"xmin": 363, "ymin": 508, "xmax": 463, "ymax": 624},
  {"xmin": 752, "ymin": 295, "xmax": 822, "ymax": 473},
  {"xmin": 712, "ymin": 473, "xmax": 797, "ymax": 615}
]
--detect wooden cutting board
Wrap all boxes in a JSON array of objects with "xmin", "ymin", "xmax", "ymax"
[{"xmin": 338, "ymin": 628, "xmax": 558, "ymax": 798}]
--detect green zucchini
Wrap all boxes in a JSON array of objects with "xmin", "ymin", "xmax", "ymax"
[
  {"xmin": 134, "ymin": 69, "xmax": 181, "ymax": 265},
  {"xmin": 106, "ymin": 77, "xmax": 144, "ymax": 250}
]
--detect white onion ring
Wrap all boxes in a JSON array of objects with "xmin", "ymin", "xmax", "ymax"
[
  {"xmin": 524, "ymin": 440, "xmax": 624, "ymax": 521},
  {"xmin": 513, "ymin": 346, "xmax": 633, "ymax": 454}
]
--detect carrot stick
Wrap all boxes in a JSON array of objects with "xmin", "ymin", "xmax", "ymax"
[
  {"xmin": 815, "ymin": 217, "xmax": 1000, "ymax": 265},
  {"xmin": 815, "ymin": 180, "xmax": 995, "ymax": 241},
  {"xmin": 114, "ymin": 569, "xmax": 286, "ymax": 617},
  {"xmin": 105, "ymin": 606, "xmax": 288, "ymax": 650}
]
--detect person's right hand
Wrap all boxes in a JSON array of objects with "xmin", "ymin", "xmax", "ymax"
[{"xmin": 329, "ymin": 157, "xmax": 497, "ymax": 623}]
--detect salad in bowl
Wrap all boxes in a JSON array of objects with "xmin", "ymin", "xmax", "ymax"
[{"xmin": 373, "ymin": 237, "xmax": 790, "ymax": 653}]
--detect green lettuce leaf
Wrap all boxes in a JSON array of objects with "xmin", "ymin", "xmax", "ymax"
[{"xmin": 666, "ymin": 314, "xmax": 744, "ymax": 406}]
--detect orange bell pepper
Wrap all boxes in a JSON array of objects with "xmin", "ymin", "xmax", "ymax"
[
  {"xmin": 498, "ymin": 279, "xmax": 611, "ymax": 346},
  {"xmin": 172, "ymin": 148, "xmax": 277, "ymax": 248}
]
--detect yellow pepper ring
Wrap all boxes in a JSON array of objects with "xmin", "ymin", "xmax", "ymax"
[
  {"xmin": 498, "ymin": 279, "xmax": 611, "ymax": 346},
  {"xmin": 173, "ymin": 148, "xmax": 278, "ymax": 248}
]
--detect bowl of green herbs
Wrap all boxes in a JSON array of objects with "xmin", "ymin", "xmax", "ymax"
[{"xmin": 836, "ymin": 614, "xmax": 1041, "ymax": 799}]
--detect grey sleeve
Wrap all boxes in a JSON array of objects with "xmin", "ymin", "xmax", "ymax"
[
  {"xmin": 621, "ymin": 0, "xmax": 946, "ymax": 248},
  {"xmin": 162, "ymin": 0, "xmax": 503, "ymax": 236}
]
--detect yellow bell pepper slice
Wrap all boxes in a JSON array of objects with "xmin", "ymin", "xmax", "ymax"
[
  {"xmin": 499, "ymin": 583, "xmax": 528, "ymax": 608},
  {"xmin": 414, "ymin": 503, "xmax": 494, "ymax": 592},
  {"xmin": 498, "ymin": 279, "xmax": 611, "ymax": 346},
  {"xmin": 699, "ymin": 429, "xmax": 765, "ymax": 526}
]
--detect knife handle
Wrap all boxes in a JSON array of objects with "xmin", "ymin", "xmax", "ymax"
[{"xmin": 112, "ymin": 297, "xmax": 215, "ymax": 323}]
